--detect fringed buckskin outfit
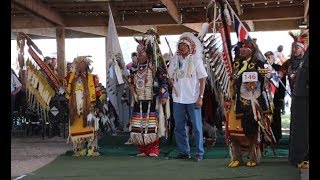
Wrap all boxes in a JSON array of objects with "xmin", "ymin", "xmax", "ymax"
[
  {"xmin": 128, "ymin": 29, "xmax": 169, "ymax": 156},
  {"xmin": 226, "ymin": 39, "xmax": 272, "ymax": 167},
  {"xmin": 65, "ymin": 56, "xmax": 102, "ymax": 156}
]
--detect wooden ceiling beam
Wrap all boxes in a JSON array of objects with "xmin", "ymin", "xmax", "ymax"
[
  {"xmin": 108, "ymin": 1, "xmax": 122, "ymax": 25},
  {"xmin": 66, "ymin": 27, "xmax": 108, "ymax": 37},
  {"xmin": 11, "ymin": 28, "xmax": 56, "ymax": 38},
  {"xmin": 12, "ymin": 0, "xmax": 64, "ymax": 26},
  {"xmin": 160, "ymin": 0, "xmax": 181, "ymax": 24},
  {"xmin": 64, "ymin": 29, "xmax": 104, "ymax": 38},
  {"xmin": 121, "ymin": 25, "xmax": 158, "ymax": 33},
  {"xmin": 252, "ymin": 19, "xmax": 300, "ymax": 31},
  {"xmin": 156, "ymin": 25, "xmax": 196, "ymax": 35},
  {"xmin": 182, "ymin": 23, "xmax": 203, "ymax": 33},
  {"xmin": 239, "ymin": 6, "xmax": 303, "ymax": 21},
  {"xmin": 12, "ymin": 5, "xmax": 302, "ymax": 30},
  {"xmin": 50, "ymin": 0, "xmax": 208, "ymax": 10},
  {"xmin": 235, "ymin": 0, "xmax": 299, "ymax": 5},
  {"xmin": 116, "ymin": 27, "xmax": 147, "ymax": 36},
  {"xmin": 252, "ymin": 16, "xmax": 302, "ymax": 22},
  {"xmin": 156, "ymin": 20, "xmax": 300, "ymax": 35},
  {"xmin": 11, "ymin": 19, "xmax": 301, "ymax": 39},
  {"xmin": 11, "ymin": 16, "xmax": 56, "ymax": 29},
  {"xmin": 64, "ymin": 14, "xmax": 177, "ymax": 27},
  {"xmin": 49, "ymin": 1, "xmax": 109, "ymax": 11},
  {"xmin": 12, "ymin": 4, "xmax": 304, "ymax": 34}
]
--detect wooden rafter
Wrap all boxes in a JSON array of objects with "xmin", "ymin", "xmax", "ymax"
[
  {"xmin": 66, "ymin": 27, "xmax": 108, "ymax": 37},
  {"xmin": 183, "ymin": 23, "xmax": 203, "ymax": 33},
  {"xmin": 11, "ymin": 28, "xmax": 56, "ymax": 38},
  {"xmin": 160, "ymin": 0, "xmax": 181, "ymax": 24},
  {"xmin": 12, "ymin": 0, "xmax": 64, "ymax": 26},
  {"xmin": 253, "ymin": 19, "xmax": 300, "ymax": 31},
  {"xmin": 10, "ymin": 0, "xmax": 305, "ymax": 38},
  {"xmin": 239, "ymin": 6, "xmax": 303, "ymax": 21},
  {"xmin": 12, "ymin": 4, "xmax": 302, "ymax": 27},
  {"xmin": 121, "ymin": 25, "xmax": 158, "ymax": 33},
  {"xmin": 237, "ymin": 0, "xmax": 300, "ymax": 5}
]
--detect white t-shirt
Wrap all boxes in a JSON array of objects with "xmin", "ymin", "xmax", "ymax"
[
  {"xmin": 11, "ymin": 71, "xmax": 22, "ymax": 93},
  {"xmin": 168, "ymin": 54, "xmax": 208, "ymax": 104}
]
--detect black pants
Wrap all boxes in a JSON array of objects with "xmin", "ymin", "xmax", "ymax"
[{"xmin": 289, "ymin": 95, "xmax": 309, "ymax": 165}]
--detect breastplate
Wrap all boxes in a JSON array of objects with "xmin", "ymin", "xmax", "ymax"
[{"xmin": 134, "ymin": 65, "xmax": 153, "ymax": 101}]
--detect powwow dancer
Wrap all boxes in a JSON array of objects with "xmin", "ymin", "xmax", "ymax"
[
  {"xmin": 227, "ymin": 39, "xmax": 273, "ymax": 167},
  {"xmin": 205, "ymin": 0, "xmax": 275, "ymax": 167},
  {"xmin": 128, "ymin": 29, "xmax": 169, "ymax": 157},
  {"xmin": 280, "ymin": 31, "xmax": 307, "ymax": 94},
  {"xmin": 291, "ymin": 47, "xmax": 309, "ymax": 169},
  {"xmin": 283, "ymin": 30, "xmax": 309, "ymax": 167},
  {"xmin": 65, "ymin": 56, "xmax": 102, "ymax": 156}
]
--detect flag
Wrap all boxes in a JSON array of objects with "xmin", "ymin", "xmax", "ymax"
[
  {"xmin": 225, "ymin": 2, "xmax": 251, "ymax": 42},
  {"xmin": 224, "ymin": 1, "xmax": 265, "ymax": 61},
  {"xmin": 267, "ymin": 68, "xmax": 280, "ymax": 97},
  {"xmin": 105, "ymin": 4, "xmax": 129, "ymax": 126}
]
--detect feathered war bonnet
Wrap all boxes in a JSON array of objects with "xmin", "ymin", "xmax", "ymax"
[
  {"xmin": 134, "ymin": 36, "xmax": 147, "ymax": 54},
  {"xmin": 289, "ymin": 30, "xmax": 308, "ymax": 51},
  {"xmin": 176, "ymin": 32, "xmax": 203, "ymax": 59},
  {"xmin": 73, "ymin": 55, "xmax": 93, "ymax": 73},
  {"xmin": 174, "ymin": 32, "xmax": 204, "ymax": 78}
]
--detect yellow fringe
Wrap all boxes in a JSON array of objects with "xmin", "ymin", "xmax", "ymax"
[
  {"xmin": 88, "ymin": 74, "xmax": 96, "ymax": 102},
  {"xmin": 70, "ymin": 134, "xmax": 95, "ymax": 144},
  {"xmin": 66, "ymin": 72, "xmax": 75, "ymax": 100}
]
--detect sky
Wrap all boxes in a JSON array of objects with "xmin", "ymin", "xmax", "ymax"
[{"xmin": 11, "ymin": 30, "xmax": 297, "ymax": 87}]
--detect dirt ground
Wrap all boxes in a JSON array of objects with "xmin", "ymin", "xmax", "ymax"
[{"xmin": 11, "ymin": 135, "xmax": 72, "ymax": 177}]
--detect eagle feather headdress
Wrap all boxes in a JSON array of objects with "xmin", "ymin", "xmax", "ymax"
[{"xmin": 289, "ymin": 30, "xmax": 309, "ymax": 51}]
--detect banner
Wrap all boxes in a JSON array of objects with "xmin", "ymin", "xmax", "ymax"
[
  {"xmin": 105, "ymin": 4, "xmax": 129, "ymax": 124},
  {"xmin": 28, "ymin": 47, "xmax": 60, "ymax": 90}
]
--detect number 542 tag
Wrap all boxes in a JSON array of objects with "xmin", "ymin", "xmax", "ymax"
[{"xmin": 242, "ymin": 71, "xmax": 258, "ymax": 82}]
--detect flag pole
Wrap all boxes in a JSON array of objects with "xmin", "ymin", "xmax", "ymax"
[{"xmin": 224, "ymin": 0, "xmax": 266, "ymax": 62}]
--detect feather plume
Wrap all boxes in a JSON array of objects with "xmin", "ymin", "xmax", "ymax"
[
  {"xmin": 198, "ymin": 22, "xmax": 210, "ymax": 41},
  {"xmin": 288, "ymin": 31, "xmax": 298, "ymax": 42},
  {"xmin": 223, "ymin": 4, "xmax": 232, "ymax": 26},
  {"xmin": 289, "ymin": 30, "xmax": 309, "ymax": 50}
]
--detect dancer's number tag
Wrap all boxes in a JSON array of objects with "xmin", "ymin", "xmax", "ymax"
[{"xmin": 242, "ymin": 72, "xmax": 258, "ymax": 82}]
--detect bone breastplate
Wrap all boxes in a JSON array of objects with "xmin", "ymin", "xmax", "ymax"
[
  {"xmin": 134, "ymin": 63, "xmax": 153, "ymax": 101},
  {"xmin": 75, "ymin": 77, "xmax": 84, "ymax": 115}
]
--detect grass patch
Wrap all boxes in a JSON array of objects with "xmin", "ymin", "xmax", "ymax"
[{"xmin": 281, "ymin": 113, "xmax": 290, "ymax": 129}]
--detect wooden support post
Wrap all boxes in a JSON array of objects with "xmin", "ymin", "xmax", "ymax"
[{"xmin": 56, "ymin": 26, "xmax": 66, "ymax": 81}]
